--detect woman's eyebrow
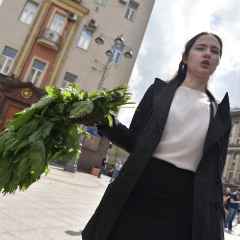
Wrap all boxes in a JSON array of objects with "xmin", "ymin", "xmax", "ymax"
[{"xmin": 195, "ymin": 43, "xmax": 220, "ymax": 50}]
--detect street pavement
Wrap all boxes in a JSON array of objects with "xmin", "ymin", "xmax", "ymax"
[{"xmin": 0, "ymin": 166, "xmax": 239, "ymax": 240}]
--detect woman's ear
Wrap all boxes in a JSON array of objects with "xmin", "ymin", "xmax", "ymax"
[{"xmin": 182, "ymin": 55, "xmax": 188, "ymax": 64}]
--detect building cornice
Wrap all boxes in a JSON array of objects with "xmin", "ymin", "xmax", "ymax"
[
  {"xmin": 228, "ymin": 146, "xmax": 240, "ymax": 152},
  {"xmin": 52, "ymin": 0, "xmax": 89, "ymax": 16}
]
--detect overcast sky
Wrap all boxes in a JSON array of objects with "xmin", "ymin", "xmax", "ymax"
[{"xmin": 118, "ymin": 0, "xmax": 240, "ymax": 126}]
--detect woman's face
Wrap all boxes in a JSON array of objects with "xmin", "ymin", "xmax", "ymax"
[{"xmin": 184, "ymin": 34, "xmax": 221, "ymax": 79}]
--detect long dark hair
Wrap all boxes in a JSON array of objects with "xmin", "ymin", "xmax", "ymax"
[{"xmin": 170, "ymin": 32, "xmax": 223, "ymax": 83}]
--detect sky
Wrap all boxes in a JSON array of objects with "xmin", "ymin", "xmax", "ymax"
[{"xmin": 118, "ymin": 0, "xmax": 240, "ymax": 126}]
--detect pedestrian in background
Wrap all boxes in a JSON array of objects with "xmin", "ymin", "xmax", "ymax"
[
  {"xmin": 110, "ymin": 161, "xmax": 123, "ymax": 183},
  {"xmin": 98, "ymin": 157, "xmax": 107, "ymax": 178},
  {"xmin": 224, "ymin": 187, "xmax": 232, "ymax": 217},
  {"xmin": 225, "ymin": 190, "xmax": 240, "ymax": 233},
  {"xmin": 82, "ymin": 32, "xmax": 232, "ymax": 240}
]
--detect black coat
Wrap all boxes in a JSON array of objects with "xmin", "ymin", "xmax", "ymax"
[{"xmin": 82, "ymin": 78, "xmax": 232, "ymax": 240}]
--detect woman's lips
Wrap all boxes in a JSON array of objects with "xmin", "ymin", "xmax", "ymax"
[{"xmin": 200, "ymin": 60, "xmax": 210, "ymax": 68}]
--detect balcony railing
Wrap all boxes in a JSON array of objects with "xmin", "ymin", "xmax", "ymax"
[{"xmin": 37, "ymin": 28, "xmax": 62, "ymax": 50}]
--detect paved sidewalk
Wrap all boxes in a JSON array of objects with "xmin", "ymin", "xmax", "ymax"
[
  {"xmin": 225, "ymin": 224, "xmax": 240, "ymax": 239},
  {"xmin": 0, "ymin": 166, "xmax": 109, "ymax": 240},
  {"xmin": 0, "ymin": 166, "xmax": 239, "ymax": 239}
]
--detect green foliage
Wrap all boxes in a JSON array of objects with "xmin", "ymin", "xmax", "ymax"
[{"xmin": 0, "ymin": 83, "xmax": 132, "ymax": 194}]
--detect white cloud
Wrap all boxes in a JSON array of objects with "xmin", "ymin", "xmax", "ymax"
[
  {"xmin": 119, "ymin": 0, "xmax": 240, "ymax": 126},
  {"xmin": 118, "ymin": 60, "xmax": 142, "ymax": 127}
]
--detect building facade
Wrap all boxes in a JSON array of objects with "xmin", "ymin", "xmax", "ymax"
[
  {"xmin": 223, "ymin": 109, "xmax": 240, "ymax": 188},
  {"xmin": 0, "ymin": 0, "xmax": 155, "ymax": 90},
  {"xmin": 0, "ymin": 0, "xmax": 155, "ymax": 172}
]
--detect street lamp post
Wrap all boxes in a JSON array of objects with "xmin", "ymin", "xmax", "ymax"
[
  {"xmin": 74, "ymin": 35, "xmax": 133, "ymax": 174},
  {"xmin": 95, "ymin": 34, "xmax": 133, "ymax": 89},
  {"xmin": 97, "ymin": 52, "xmax": 112, "ymax": 89}
]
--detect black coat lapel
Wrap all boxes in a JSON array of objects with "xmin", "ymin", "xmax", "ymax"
[{"xmin": 203, "ymin": 92, "xmax": 232, "ymax": 153}]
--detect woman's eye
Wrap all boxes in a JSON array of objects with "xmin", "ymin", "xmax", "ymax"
[
  {"xmin": 211, "ymin": 49, "xmax": 220, "ymax": 55},
  {"xmin": 195, "ymin": 47, "xmax": 219, "ymax": 55},
  {"xmin": 196, "ymin": 47, "xmax": 204, "ymax": 51}
]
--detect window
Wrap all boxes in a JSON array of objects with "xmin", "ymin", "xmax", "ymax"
[
  {"xmin": 95, "ymin": 0, "xmax": 109, "ymax": 6},
  {"xmin": 77, "ymin": 28, "xmax": 93, "ymax": 50},
  {"xmin": 0, "ymin": 46, "xmax": 18, "ymax": 75},
  {"xmin": 228, "ymin": 172, "xmax": 233, "ymax": 182},
  {"xmin": 26, "ymin": 59, "xmax": 47, "ymax": 85},
  {"xmin": 44, "ymin": 13, "xmax": 66, "ymax": 44},
  {"xmin": 49, "ymin": 13, "xmax": 66, "ymax": 34},
  {"xmin": 119, "ymin": 0, "xmax": 128, "ymax": 4},
  {"xmin": 231, "ymin": 161, "xmax": 236, "ymax": 169},
  {"xmin": 20, "ymin": 1, "xmax": 39, "ymax": 25},
  {"xmin": 62, "ymin": 72, "xmax": 78, "ymax": 87},
  {"xmin": 125, "ymin": 0, "xmax": 139, "ymax": 21}
]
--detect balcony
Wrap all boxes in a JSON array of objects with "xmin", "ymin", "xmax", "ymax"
[{"xmin": 37, "ymin": 28, "xmax": 63, "ymax": 51}]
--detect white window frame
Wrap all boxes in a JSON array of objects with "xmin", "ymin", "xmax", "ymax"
[
  {"xmin": 19, "ymin": 0, "xmax": 39, "ymax": 25},
  {"xmin": 95, "ymin": 0, "xmax": 108, "ymax": 6},
  {"xmin": 0, "ymin": 56, "xmax": 14, "ymax": 75},
  {"xmin": 77, "ymin": 28, "xmax": 93, "ymax": 50},
  {"xmin": 25, "ymin": 58, "xmax": 47, "ymax": 86},
  {"xmin": 48, "ymin": 12, "xmax": 66, "ymax": 35},
  {"xmin": 95, "ymin": 0, "xmax": 104, "ymax": 5},
  {"xmin": 0, "ymin": 46, "xmax": 18, "ymax": 75},
  {"xmin": 62, "ymin": 72, "xmax": 79, "ymax": 87}
]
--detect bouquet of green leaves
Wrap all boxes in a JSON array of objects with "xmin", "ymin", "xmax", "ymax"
[{"xmin": 0, "ymin": 84, "xmax": 132, "ymax": 194}]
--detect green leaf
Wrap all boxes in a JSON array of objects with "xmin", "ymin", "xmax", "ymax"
[
  {"xmin": 0, "ymin": 83, "xmax": 133, "ymax": 194},
  {"xmin": 69, "ymin": 101, "xmax": 94, "ymax": 118},
  {"xmin": 106, "ymin": 114, "xmax": 113, "ymax": 127},
  {"xmin": 28, "ymin": 141, "xmax": 46, "ymax": 177}
]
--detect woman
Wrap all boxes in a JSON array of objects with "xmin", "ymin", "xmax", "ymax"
[{"xmin": 82, "ymin": 32, "xmax": 232, "ymax": 240}]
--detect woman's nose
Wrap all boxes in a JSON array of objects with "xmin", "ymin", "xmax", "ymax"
[{"xmin": 203, "ymin": 49, "xmax": 211, "ymax": 58}]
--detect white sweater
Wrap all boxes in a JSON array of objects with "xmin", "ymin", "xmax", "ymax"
[{"xmin": 152, "ymin": 85, "xmax": 210, "ymax": 172}]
